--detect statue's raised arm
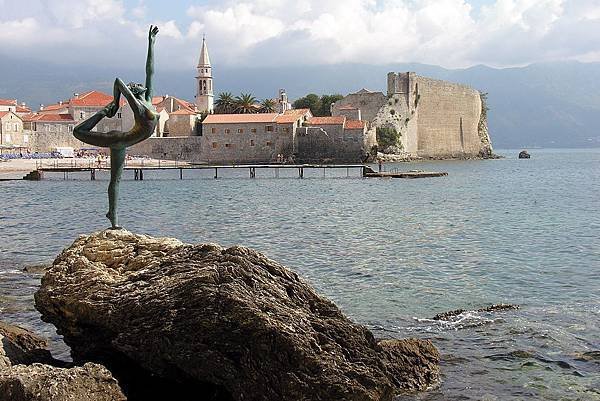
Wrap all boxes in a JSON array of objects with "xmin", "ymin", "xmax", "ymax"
[{"xmin": 145, "ymin": 25, "xmax": 159, "ymax": 102}]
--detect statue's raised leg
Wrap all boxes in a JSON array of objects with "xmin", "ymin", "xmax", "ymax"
[{"xmin": 107, "ymin": 147, "xmax": 126, "ymax": 229}]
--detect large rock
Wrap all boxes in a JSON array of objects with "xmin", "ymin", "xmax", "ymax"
[
  {"xmin": 35, "ymin": 230, "xmax": 439, "ymax": 401},
  {"xmin": 0, "ymin": 362, "xmax": 126, "ymax": 401}
]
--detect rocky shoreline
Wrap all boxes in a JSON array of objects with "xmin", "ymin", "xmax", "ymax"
[
  {"xmin": 1, "ymin": 230, "xmax": 441, "ymax": 401},
  {"xmin": 375, "ymin": 151, "xmax": 503, "ymax": 163}
]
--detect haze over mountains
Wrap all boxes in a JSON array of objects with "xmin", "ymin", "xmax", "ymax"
[{"xmin": 1, "ymin": 58, "xmax": 598, "ymax": 149}]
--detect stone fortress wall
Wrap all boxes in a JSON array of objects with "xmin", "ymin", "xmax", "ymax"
[{"xmin": 332, "ymin": 72, "xmax": 493, "ymax": 159}]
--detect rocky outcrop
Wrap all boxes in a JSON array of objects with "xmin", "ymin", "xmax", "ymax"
[
  {"xmin": 0, "ymin": 322, "xmax": 54, "ymax": 368},
  {"xmin": 35, "ymin": 230, "xmax": 440, "ymax": 401},
  {"xmin": 433, "ymin": 304, "xmax": 520, "ymax": 321},
  {"xmin": 0, "ymin": 321, "xmax": 126, "ymax": 401},
  {"xmin": 0, "ymin": 363, "xmax": 126, "ymax": 401},
  {"xmin": 519, "ymin": 150, "xmax": 531, "ymax": 159}
]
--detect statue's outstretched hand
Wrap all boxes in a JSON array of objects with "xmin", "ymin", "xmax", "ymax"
[
  {"xmin": 104, "ymin": 101, "xmax": 118, "ymax": 118},
  {"xmin": 149, "ymin": 25, "xmax": 159, "ymax": 42}
]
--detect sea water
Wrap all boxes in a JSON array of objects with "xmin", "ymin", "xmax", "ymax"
[{"xmin": 1, "ymin": 148, "xmax": 599, "ymax": 400}]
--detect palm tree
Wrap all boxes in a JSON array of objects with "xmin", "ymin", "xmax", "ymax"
[
  {"xmin": 215, "ymin": 92, "xmax": 235, "ymax": 114},
  {"xmin": 259, "ymin": 98, "xmax": 276, "ymax": 113},
  {"xmin": 234, "ymin": 93, "xmax": 258, "ymax": 114}
]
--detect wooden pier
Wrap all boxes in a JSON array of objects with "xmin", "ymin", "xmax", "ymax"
[{"xmin": 22, "ymin": 162, "xmax": 448, "ymax": 181}]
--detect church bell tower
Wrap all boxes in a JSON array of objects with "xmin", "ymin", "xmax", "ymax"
[{"xmin": 196, "ymin": 36, "xmax": 214, "ymax": 113}]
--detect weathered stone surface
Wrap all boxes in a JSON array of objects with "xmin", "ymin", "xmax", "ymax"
[
  {"xmin": 0, "ymin": 322, "xmax": 54, "ymax": 368},
  {"xmin": 35, "ymin": 230, "xmax": 440, "ymax": 401},
  {"xmin": 0, "ymin": 362, "xmax": 126, "ymax": 401}
]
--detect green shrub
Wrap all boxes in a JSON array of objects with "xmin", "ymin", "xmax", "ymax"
[{"xmin": 376, "ymin": 127, "xmax": 400, "ymax": 148}]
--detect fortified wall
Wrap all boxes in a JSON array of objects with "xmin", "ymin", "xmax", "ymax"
[{"xmin": 332, "ymin": 72, "xmax": 493, "ymax": 158}]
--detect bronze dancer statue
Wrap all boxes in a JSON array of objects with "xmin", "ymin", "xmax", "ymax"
[{"xmin": 74, "ymin": 26, "xmax": 159, "ymax": 229}]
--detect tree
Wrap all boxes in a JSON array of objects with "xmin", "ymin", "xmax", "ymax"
[
  {"xmin": 292, "ymin": 94, "xmax": 321, "ymax": 116},
  {"xmin": 376, "ymin": 127, "xmax": 401, "ymax": 149},
  {"xmin": 260, "ymin": 98, "xmax": 276, "ymax": 113},
  {"xmin": 234, "ymin": 93, "xmax": 258, "ymax": 114},
  {"xmin": 319, "ymin": 94, "xmax": 344, "ymax": 116},
  {"xmin": 292, "ymin": 93, "xmax": 344, "ymax": 116},
  {"xmin": 214, "ymin": 92, "xmax": 235, "ymax": 114}
]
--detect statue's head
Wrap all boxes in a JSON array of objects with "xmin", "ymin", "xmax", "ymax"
[{"xmin": 127, "ymin": 82, "xmax": 147, "ymax": 99}]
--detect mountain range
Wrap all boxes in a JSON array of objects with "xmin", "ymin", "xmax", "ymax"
[{"xmin": 1, "ymin": 58, "xmax": 598, "ymax": 149}]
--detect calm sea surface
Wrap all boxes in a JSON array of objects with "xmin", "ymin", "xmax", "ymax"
[{"xmin": 1, "ymin": 149, "xmax": 599, "ymax": 400}]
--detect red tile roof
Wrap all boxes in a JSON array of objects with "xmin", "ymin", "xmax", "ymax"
[
  {"xmin": 0, "ymin": 99, "xmax": 17, "ymax": 106},
  {"xmin": 344, "ymin": 120, "xmax": 366, "ymax": 129},
  {"xmin": 22, "ymin": 113, "xmax": 74, "ymax": 122},
  {"xmin": 308, "ymin": 116, "xmax": 346, "ymax": 126},
  {"xmin": 171, "ymin": 108, "xmax": 196, "ymax": 116},
  {"xmin": 203, "ymin": 113, "xmax": 278, "ymax": 124},
  {"xmin": 0, "ymin": 111, "xmax": 10, "ymax": 118},
  {"xmin": 39, "ymin": 103, "xmax": 69, "ymax": 113},
  {"xmin": 69, "ymin": 91, "xmax": 114, "ymax": 107},
  {"xmin": 16, "ymin": 105, "xmax": 31, "ymax": 113},
  {"xmin": 338, "ymin": 105, "xmax": 358, "ymax": 110}
]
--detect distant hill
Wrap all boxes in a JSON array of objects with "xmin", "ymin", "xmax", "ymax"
[{"xmin": 1, "ymin": 58, "xmax": 598, "ymax": 149}]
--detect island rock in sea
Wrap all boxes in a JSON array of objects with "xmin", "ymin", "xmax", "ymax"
[
  {"xmin": 35, "ymin": 230, "xmax": 439, "ymax": 401},
  {"xmin": 0, "ymin": 321, "xmax": 126, "ymax": 401}
]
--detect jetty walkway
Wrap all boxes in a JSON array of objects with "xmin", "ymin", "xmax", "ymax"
[{"xmin": 19, "ymin": 159, "xmax": 448, "ymax": 181}]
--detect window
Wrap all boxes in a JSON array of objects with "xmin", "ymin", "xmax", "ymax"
[
  {"xmin": 265, "ymin": 125, "xmax": 273, "ymax": 132},
  {"xmin": 251, "ymin": 128, "xmax": 257, "ymax": 133},
  {"xmin": 225, "ymin": 143, "xmax": 232, "ymax": 148},
  {"xmin": 237, "ymin": 128, "xmax": 243, "ymax": 133},
  {"xmin": 224, "ymin": 129, "xmax": 230, "ymax": 134},
  {"xmin": 266, "ymin": 141, "xmax": 272, "ymax": 146},
  {"xmin": 23, "ymin": 134, "xmax": 28, "ymax": 143},
  {"xmin": 250, "ymin": 139, "xmax": 255, "ymax": 146},
  {"xmin": 212, "ymin": 142, "xmax": 218, "ymax": 148},
  {"xmin": 68, "ymin": 125, "xmax": 73, "ymax": 133},
  {"xmin": 80, "ymin": 112, "xmax": 85, "ymax": 119},
  {"xmin": 211, "ymin": 128, "xmax": 216, "ymax": 134},
  {"xmin": 117, "ymin": 113, "xmax": 122, "ymax": 119}
]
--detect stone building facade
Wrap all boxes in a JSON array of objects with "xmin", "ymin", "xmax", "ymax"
[
  {"xmin": 129, "ymin": 108, "xmax": 374, "ymax": 164},
  {"xmin": 0, "ymin": 111, "xmax": 24, "ymax": 146},
  {"xmin": 331, "ymin": 72, "xmax": 493, "ymax": 158}
]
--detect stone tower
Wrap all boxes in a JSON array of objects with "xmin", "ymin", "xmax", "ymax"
[{"xmin": 196, "ymin": 36, "xmax": 214, "ymax": 113}]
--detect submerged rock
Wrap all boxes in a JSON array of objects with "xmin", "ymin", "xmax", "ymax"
[
  {"xmin": 35, "ymin": 230, "xmax": 440, "ymax": 401},
  {"xmin": 0, "ymin": 363, "xmax": 126, "ymax": 401},
  {"xmin": 518, "ymin": 150, "xmax": 531, "ymax": 159},
  {"xmin": 432, "ymin": 304, "xmax": 520, "ymax": 321}
]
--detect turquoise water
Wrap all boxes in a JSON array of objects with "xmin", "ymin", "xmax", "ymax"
[{"xmin": 1, "ymin": 149, "xmax": 599, "ymax": 400}]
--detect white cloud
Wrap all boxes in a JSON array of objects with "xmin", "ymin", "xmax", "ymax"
[{"xmin": 0, "ymin": 0, "xmax": 599, "ymax": 69}]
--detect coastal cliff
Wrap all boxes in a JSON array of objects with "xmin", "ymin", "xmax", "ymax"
[{"xmin": 34, "ymin": 230, "xmax": 440, "ymax": 401}]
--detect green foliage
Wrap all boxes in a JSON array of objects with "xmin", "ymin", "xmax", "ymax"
[
  {"xmin": 293, "ymin": 94, "xmax": 321, "ymax": 116},
  {"xmin": 234, "ymin": 93, "xmax": 258, "ymax": 114},
  {"xmin": 376, "ymin": 127, "xmax": 401, "ymax": 149},
  {"xmin": 260, "ymin": 98, "xmax": 276, "ymax": 113},
  {"xmin": 293, "ymin": 93, "xmax": 344, "ymax": 116},
  {"xmin": 480, "ymin": 92, "xmax": 489, "ymax": 120},
  {"xmin": 214, "ymin": 92, "xmax": 235, "ymax": 114},
  {"xmin": 320, "ymin": 94, "xmax": 344, "ymax": 116}
]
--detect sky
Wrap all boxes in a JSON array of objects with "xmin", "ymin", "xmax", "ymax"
[{"xmin": 0, "ymin": 0, "xmax": 599, "ymax": 71}]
